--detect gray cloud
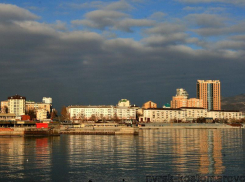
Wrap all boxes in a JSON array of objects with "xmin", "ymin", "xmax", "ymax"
[
  {"xmin": 178, "ymin": 0, "xmax": 245, "ymax": 6},
  {"xmin": 114, "ymin": 18, "xmax": 155, "ymax": 32},
  {"xmin": 0, "ymin": 3, "xmax": 39, "ymax": 22},
  {"xmin": 185, "ymin": 13, "xmax": 226, "ymax": 28},
  {"xmin": 72, "ymin": 10, "xmax": 128, "ymax": 29},
  {"xmin": 145, "ymin": 22, "xmax": 186, "ymax": 35},
  {"xmin": 1, "ymin": 3, "xmax": 245, "ymax": 110},
  {"xmin": 193, "ymin": 21, "xmax": 245, "ymax": 36},
  {"xmin": 149, "ymin": 12, "xmax": 166, "ymax": 21}
]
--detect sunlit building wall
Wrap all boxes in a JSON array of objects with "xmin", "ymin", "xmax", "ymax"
[{"xmin": 197, "ymin": 80, "xmax": 221, "ymax": 110}]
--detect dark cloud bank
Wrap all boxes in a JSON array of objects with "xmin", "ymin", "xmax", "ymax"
[{"xmin": 0, "ymin": 3, "xmax": 245, "ymax": 111}]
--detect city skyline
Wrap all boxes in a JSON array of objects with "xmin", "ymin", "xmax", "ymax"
[{"xmin": 0, "ymin": 1, "xmax": 245, "ymax": 110}]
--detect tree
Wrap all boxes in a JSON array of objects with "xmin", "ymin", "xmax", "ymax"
[
  {"xmin": 50, "ymin": 109, "xmax": 58, "ymax": 120},
  {"xmin": 89, "ymin": 114, "xmax": 97, "ymax": 122},
  {"xmin": 61, "ymin": 106, "xmax": 69, "ymax": 122},
  {"xmin": 113, "ymin": 113, "xmax": 120, "ymax": 123},
  {"xmin": 26, "ymin": 109, "xmax": 36, "ymax": 120}
]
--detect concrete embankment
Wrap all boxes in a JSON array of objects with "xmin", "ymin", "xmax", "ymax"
[
  {"xmin": 61, "ymin": 127, "xmax": 139, "ymax": 135},
  {"xmin": 0, "ymin": 128, "xmax": 24, "ymax": 136},
  {"xmin": 0, "ymin": 127, "xmax": 60, "ymax": 136},
  {"xmin": 138, "ymin": 123, "xmax": 244, "ymax": 129}
]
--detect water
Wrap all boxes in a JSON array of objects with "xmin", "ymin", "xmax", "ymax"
[{"xmin": 0, "ymin": 129, "xmax": 245, "ymax": 181}]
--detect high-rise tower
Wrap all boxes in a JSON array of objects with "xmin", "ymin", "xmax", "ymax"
[{"xmin": 197, "ymin": 80, "xmax": 221, "ymax": 110}]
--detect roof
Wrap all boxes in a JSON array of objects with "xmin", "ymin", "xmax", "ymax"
[
  {"xmin": 8, "ymin": 94, "xmax": 26, "ymax": 100},
  {"xmin": 119, "ymin": 99, "xmax": 129, "ymax": 103},
  {"xmin": 180, "ymin": 107, "xmax": 205, "ymax": 109},
  {"xmin": 209, "ymin": 110, "xmax": 241, "ymax": 112},
  {"xmin": 0, "ymin": 113, "xmax": 16, "ymax": 116},
  {"xmin": 164, "ymin": 103, "xmax": 170, "ymax": 107},
  {"xmin": 67, "ymin": 105, "xmax": 114, "ymax": 108},
  {"xmin": 145, "ymin": 108, "xmax": 182, "ymax": 111}
]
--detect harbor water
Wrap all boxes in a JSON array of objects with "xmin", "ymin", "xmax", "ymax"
[{"xmin": 0, "ymin": 129, "xmax": 245, "ymax": 181}]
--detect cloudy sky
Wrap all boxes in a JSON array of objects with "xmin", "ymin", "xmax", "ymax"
[{"xmin": 0, "ymin": 0, "xmax": 245, "ymax": 110}]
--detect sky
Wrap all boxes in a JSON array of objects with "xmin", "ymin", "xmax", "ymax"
[{"xmin": 0, "ymin": 0, "xmax": 245, "ymax": 111}]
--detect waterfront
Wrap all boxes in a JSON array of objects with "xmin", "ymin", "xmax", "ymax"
[{"xmin": 0, "ymin": 129, "xmax": 245, "ymax": 181}]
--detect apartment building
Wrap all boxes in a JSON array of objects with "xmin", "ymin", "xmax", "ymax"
[
  {"xmin": 197, "ymin": 80, "xmax": 221, "ymax": 110},
  {"xmin": 67, "ymin": 105, "xmax": 136, "ymax": 122},
  {"xmin": 171, "ymin": 88, "xmax": 203, "ymax": 108},
  {"xmin": 8, "ymin": 94, "xmax": 26, "ymax": 117},
  {"xmin": 140, "ymin": 108, "xmax": 243, "ymax": 122}
]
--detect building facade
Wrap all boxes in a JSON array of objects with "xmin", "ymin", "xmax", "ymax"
[
  {"xmin": 140, "ymin": 108, "xmax": 243, "ymax": 122},
  {"xmin": 26, "ymin": 101, "xmax": 51, "ymax": 114},
  {"xmin": 36, "ymin": 109, "xmax": 48, "ymax": 121},
  {"xmin": 1, "ymin": 100, "xmax": 8, "ymax": 113},
  {"xmin": 67, "ymin": 105, "xmax": 136, "ymax": 122},
  {"xmin": 8, "ymin": 94, "xmax": 26, "ymax": 117},
  {"xmin": 171, "ymin": 88, "xmax": 203, "ymax": 109},
  {"xmin": 197, "ymin": 80, "xmax": 221, "ymax": 110},
  {"xmin": 142, "ymin": 101, "xmax": 157, "ymax": 109}
]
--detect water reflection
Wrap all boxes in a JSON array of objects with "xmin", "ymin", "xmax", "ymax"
[{"xmin": 0, "ymin": 129, "xmax": 244, "ymax": 181}]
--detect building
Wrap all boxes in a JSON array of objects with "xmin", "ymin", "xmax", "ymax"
[
  {"xmin": 67, "ymin": 105, "xmax": 136, "ymax": 122},
  {"xmin": 140, "ymin": 108, "xmax": 243, "ymax": 122},
  {"xmin": 117, "ymin": 99, "xmax": 130, "ymax": 107},
  {"xmin": 176, "ymin": 88, "xmax": 189, "ymax": 97},
  {"xmin": 26, "ymin": 101, "xmax": 51, "ymax": 114},
  {"xmin": 8, "ymin": 94, "xmax": 26, "ymax": 117},
  {"xmin": 140, "ymin": 108, "xmax": 185, "ymax": 122},
  {"xmin": 171, "ymin": 96, "xmax": 188, "ymax": 108},
  {"xmin": 36, "ymin": 109, "xmax": 48, "ymax": 121},
  {"xmin": 1, "ymin": 100, "xmax": 8, "ymax": 113},
  {"xmin": 42, "ymin": 97, "xmax": 52, "ymax": 104},
  {"xmin": 208, "ymin": 110, "xmax": 243, "ymax": 120},
  {"xmin": 163, "ymin": 103, "xmax": 171, "ymax": 108},
  {"xmin": 142, "ymin": 101, "xmax": 157, "ymax": 109},
  {"xmin": 197, "ymin": 80, "xmax": 221, "ymax": 110},
  {"xmin": 0, "ymin": 113, "xmax": 16, "ymax": 121},
  {"xmin": 171, "ymin": 88, "xmax": 203, "ymax": 109},
  {"xmin": 187, "ymin": 98, "xmax": 203, "ymax": 108}
]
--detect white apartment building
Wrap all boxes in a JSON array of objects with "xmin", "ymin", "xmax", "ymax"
[
  {"xmin": 140, "ymin": 108, "xmax": 243, "ymax": 122},
  {"xmin": 8, "ymin": 94, "xmax": 26, "ymax": 117},
  {"xmin": 36, "ymin": 109, "xmax": 48, "ymax": 121},
  {"xmin": 208, "ymin": 110, "xmax": 243, "ymax": 120},
  {"xmin": 140, "ymin": 108, "xmax": 185, "ymax": 122},
  {"xmin": 67, "ymin": 105, "xmax": 136, "ymax": 122}
]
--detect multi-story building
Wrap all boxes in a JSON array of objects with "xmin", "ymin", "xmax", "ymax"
[
  {"xmin": 171, "ymin": 88, "xmax": 203, "ymax": 108},
  {"xmin": 197, "ymin": 80, "xmax": 221, "ymax": 110},
  {"xmin": 140, "ymin": 108, "xmax": 243, "ymax": 122},
  {"xmin": 208, "ymin": 110, "xmax": 243, "ymax": 120},
  {"xmin": 26, "ymin": 101, "xmax": 51, "ymax": 114},
  {"xmin": 36, "ymin": 109, "xmax": 48, "ymax": 121},
  {"xmin": 140, "ymin": 108, "xmax": 185, "ymax": 122},
  {"xmin": 67, "ymin": 105, "xmax": 136, "ymax": 122},
  {"xmin": 8, "ymin": 94, "xmax": 26, "ymax": 117},
  {"xmin": 187, "ymin": 98, "xmax": 203, "ymax": 108},
  {"xmin": 171, "ymin": 96, "xmax": 188, "ymax": 108},
  {"xmin": 142, "ymin": 101, "xmax": 157, "ymax": 109},
  {"xmin": 1, "ymin": 100, "xmax": 8, "ymax": 113}
]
